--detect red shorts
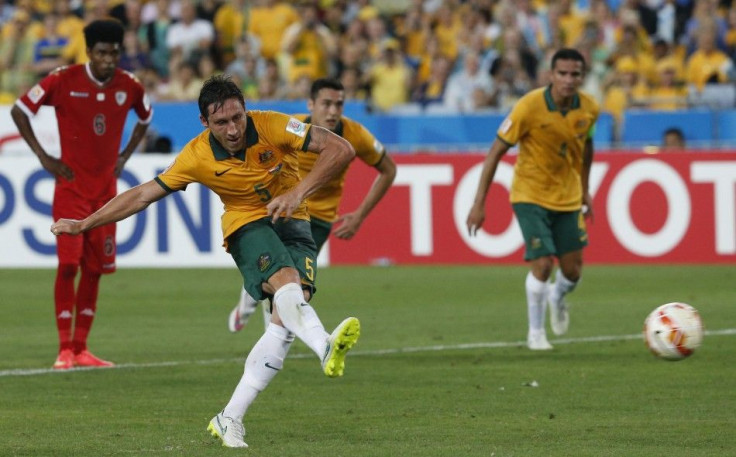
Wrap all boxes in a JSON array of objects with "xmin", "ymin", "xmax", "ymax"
[{"xmin": 53, "ymin": 187, "xmax": 117, "ymax": 274}]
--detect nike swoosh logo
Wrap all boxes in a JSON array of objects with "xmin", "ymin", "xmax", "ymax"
[
  {"xmin": 264, "ymin": 362, "xmax": 281, "ymax": 371},
  {"xmin": 215, "ymin": 168, "xmax": 232, "ymax": 177}
]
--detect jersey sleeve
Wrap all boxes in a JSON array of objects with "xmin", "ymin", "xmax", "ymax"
[
  {"xmin": 155, "ymin": 146, "xmax": 198, "ymax": 192},
  {"xmin": 496, "ymin": 99, "xmax": 530, "ymax": 146},
  {"xmin": 267, "ymin": 111, "xmax": 312, "ymax": 152},
  {"xmin": 129, "ymin": 76, "xmax": 153, "ymax": 124},
  {"xmin": 15, "ymin": 70, "xmax": 61, "ymax": 116},
  {"xmin": 352, "ymin": 123, "xmax": 386, "ymax": 167}
]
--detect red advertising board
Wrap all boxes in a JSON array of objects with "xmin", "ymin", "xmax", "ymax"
[{"xmin": 329, "ymin": 151, "xmax": 736, "ymax": 265}]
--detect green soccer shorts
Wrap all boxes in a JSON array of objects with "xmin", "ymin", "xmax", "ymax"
[
  {"xmin": 512, "ymin": 202, "xmax": 588, "ymax": 261},
  {"xmin": 228, "ymin": 217, "xmax": 317, "ymax": 301},
  {"xmin": 309, "ymin": 216, "xmax": 333, "ymax": 255}
]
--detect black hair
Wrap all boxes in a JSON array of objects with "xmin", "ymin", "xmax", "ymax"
[
  {"xmin": 664, "ymin": 127, "xmax": 685, "ymax": 140},
  {"xmin": 310, "ymin": 78, "xmax": 344, "ymax": 100},
  {"xmin": 198, "ymin": 74, "xmax": 245, "ymax": 120},
  {"xmin": 550, "ymin": 48, "xmax": 586, "ymax": 72},
  {"xmin": 83, "ymin": 19, "xmax": 124, "ymax": 49}
]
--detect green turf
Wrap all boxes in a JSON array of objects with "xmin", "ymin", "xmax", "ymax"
[{"xmin": 0, "ymin": 265, "xmax": 734, "ymax": 456}]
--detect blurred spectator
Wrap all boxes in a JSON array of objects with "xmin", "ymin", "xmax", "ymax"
[
  {"xmin": 339, "ymin": 66, "xmax": 367, "ymax": 100},
  {"xmin": 256, "ymin": 57, "xmax": 288, "ymax": 100},
  {"xmin": 120, "ymin": 28, "xmax": 151, "ymax": 74},
  {"xmin": 661, "ymin": 127, "xmax": 685, "ymax": 150},
  {"xmin": 33, "ymin": 13, "xmax": 68, "ymax": 77},
  {"xmin": 602, "ymin": 56, "xmax": 649, "ymax": 129},
  {"xmin": 197, "ymin": 52, "xmax": 217, "ymax": 80},
  {"xmin": 195, "ymin": 0, "xmax": 220, "ymax": 23},
  {"xmin": 144, "ymin": 132, "xmax": 173, "ymax": 153},
  {"xmin": 165, "ymin": 0, "xmax": 214, "ymax": 66},
  {"xmin": 0, "ymin": 9, "xmax": 38, "ymax": 96},
  {"xmin": 285, "ymin": 74, "xmax": 313, "ymax": 100},
  {"xmin": 411, "ymin": 54, "xmax": 451, "ymax": 107},
  {"xmin": 248, "ymin": 0, "xmax": 298, "ymax": 60},
  {"xmin": 685, "ymin": 25, "xmax": 733, "ymax": 91},
  {"xmin": 138, "ymin": 0, "xmax": 173, "ymax": 77},
  {"xmin": 280, "ymin": 1, "xmax": 337, "ymax": 83},
  {"xmin": 60, "ymin": 0, "xmax": 111, "ymax": 65},
  {"xmin": 646, "ymin": 59, "xmax": 688, "ymax": 110},
  {"xmin": 212, "ymin": 0, "xmax": 246, "ymax": 67},
  {"xmin": 53, "ymin": 0, "xmax": 85, "ymax": 41},
  {"xmin": 110, "ymin": 0, "xmax": 143, "ymax": 30},
  {"xmin": 225, "ymin": 37, "xmax": 261, "ymax": 99},
  {"xmin": 366, "ymin": 37, "xmax": 412, "ymax": 112},
  {"xmin": 159, "ymin": 61, "xmax": 202, "ymax": 101},
  {"xmin": 443, "ymin": 51, "xmax": 495, "ymax": 112},
  {"xmin": 682, "ymin": 0, "xmax": 727, "ymax": 55},
  {"xmin": 432, "ymin": 3, "xmax": 462, "ymax": 63}
]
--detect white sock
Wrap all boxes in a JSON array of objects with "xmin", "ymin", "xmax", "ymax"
[
  {"xmin": 238, "ymin": 288, "xmax": 258, "ymax": 313},
  {"xmin": 525, "ymin": 271, "xmax": 548, "ymax": 332},
  {"xmin": 551, "ymin": 270, "xmax": 578, "ymax": 304},
  {"xmin": 273, "ymin": 283, "xmax": 329, "ymax": 358},
  {"xmin": 223, "ymin": 323, "xmax": 294, "ymax": 422},
  {"xmin": 261, "ymin": 298, "xmax": 272, "ymax": 331}
]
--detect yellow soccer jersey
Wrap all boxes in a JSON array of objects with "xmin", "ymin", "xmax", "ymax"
[
  {"xmin": 297, "ymin": 115, "xmax": 386, "ymax": 222},
  {"xmin": 155, "ymin": 110, "xmax": 312, "ymax": 246},
  {"xmin": 497, "ymin": 86, "xmax": 599, "ymax": 211}
]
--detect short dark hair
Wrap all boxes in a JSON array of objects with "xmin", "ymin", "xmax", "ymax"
[
  {"xmin": 664, "ymin": 127, "xmax": 685, "ymax": 140},
  {"xmin": 198, "ymin": 74, "xmax": 245, "ymax": 120},
  {"xmin": 83, "ymin": 19, "xmax": 124, "ymax": 49},
  {"xmin": 310, "ymin": 78, "xmax": 344, "ymax": 100},
  {"xmin": 551, "ymin": 48, "xmax": 586, "ymax": 72}
]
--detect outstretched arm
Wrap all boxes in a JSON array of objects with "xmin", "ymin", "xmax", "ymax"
[
  {"xmin": 266, "ymin": 126, "xmax": 355, "ymax": 222},
  {"xmin": 10, "ymin": 104, "xmax": 74, "ymax": 180},
  {"xmin": 466, "ymin": 137, "xmax": 511, "ymax": 236},
  {"xmin": 51, "ymin": 180, "xmax": 169, "ymax": 235},
  {"xmin": 333, "ymin": 154, "xmax": 397, "ymax": 239}
]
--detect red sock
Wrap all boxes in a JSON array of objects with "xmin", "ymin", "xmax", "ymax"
[
  {"xmin": 72, "ymin": 269, "xmax": 101, "ymax": 354},
  {"xmin": 55, "ymin": 264, "xmax": 78, "ymax": 352}
]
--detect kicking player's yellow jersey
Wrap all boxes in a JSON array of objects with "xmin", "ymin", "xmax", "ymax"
[
  {"xmin": 497, "ymin": 86, "xmax": 599, "ymax": 212},
  {"xmin": 297, "ymin": 115, "xmax": 386, "ymax": 222},
  {"xmin": 155, "ymin": 110, "xmax": 312, "ymax": 245}
]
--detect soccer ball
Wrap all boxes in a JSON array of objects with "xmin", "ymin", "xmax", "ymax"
[{"xmin": 643, "ymin": 302, "xmax": 704, "ymax": 361}]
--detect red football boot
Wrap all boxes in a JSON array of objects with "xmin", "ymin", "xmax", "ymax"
[
  {"xmin": 74, "ymin": 350, "xmax": 115, "ymax": 368},
  {"xmin": 53, "ymin": 349, "xmax": 75, "ymax": 370}
]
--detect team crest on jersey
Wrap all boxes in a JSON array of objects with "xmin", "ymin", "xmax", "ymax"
[
  {"xmin": 286, "ymin": 118, "xmax": 307, "ymax": 137},
  {"xmin": 115, "ymin": 91, "xmax": 127, "ymax": 105},
  {"xmin": 257, "ymin": 254, "xmax": 272, "ymax": 272},
  {"xmin": 259, "ymin": 150, "xmax": 274, "ymax": 163},
  {"xmin": 28, "ymin": 84, "xmax": 45, "ymax": 104}
]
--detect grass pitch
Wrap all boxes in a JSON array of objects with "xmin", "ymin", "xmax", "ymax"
[{"xmin": 1, "ymin": 265, "xmax": 734, "ymax": 456}]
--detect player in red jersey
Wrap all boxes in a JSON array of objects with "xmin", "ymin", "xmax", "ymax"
[{"xmin": 11, "ymin": 19, "xmax": 153, "ymax": 370}]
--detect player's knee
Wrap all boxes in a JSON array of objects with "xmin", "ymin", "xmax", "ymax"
[{"xmin": 57, "ymin": 263, "xmax": 79, "ymax": 280}]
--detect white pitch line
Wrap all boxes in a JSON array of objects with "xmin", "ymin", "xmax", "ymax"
[{"xmin": 2, "ymin": 328, "xmax": 734, "ymax": 378}]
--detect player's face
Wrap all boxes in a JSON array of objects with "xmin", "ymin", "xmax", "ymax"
[
  {"xmin": 201, "ymin": 98, "xmax": 248, "ymax": 154},
  {"xmin": 87, "ymin": 42, "xmax": 121, "ymax": 81},
  {"xmin": 307, "ymin": 88, "xmax": 345, "ymax": 131},
  {"xmin": 549, "ymin": 58, "xmax": 584, "ymax": 100}
]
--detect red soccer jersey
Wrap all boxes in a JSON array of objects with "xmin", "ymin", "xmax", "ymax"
[{"xmin": 16, "ymin": 64, "xmax": 153, "ymax": 199}]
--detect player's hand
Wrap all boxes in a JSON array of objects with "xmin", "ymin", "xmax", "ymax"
[
  {"xmin": 582, "ymin": 193, "xmax": 594, "ymax": 222},
  {"xmin": 51, "ymin": 218, "xmax": 83, "ymax": 236},
  {"xmin": 333, "ymin": 212, "xmax": 363, "ymax": 239},
  {"xmin": 266, "ymin": 192, "xmax": 302, "ymax": 223},
  {"xmin": 40, "ymin": 155, "xmax": 73, "ymax": 181},
  {"xmin": 466, "ymin": 205, "xmax": 486, "ymax": 237}
]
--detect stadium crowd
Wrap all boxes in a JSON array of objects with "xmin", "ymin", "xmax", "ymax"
[{"xmin": 1, "ymin": 0, "xmax": 735, "ymax": 125}]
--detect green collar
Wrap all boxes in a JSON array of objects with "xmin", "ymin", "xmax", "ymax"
[
  {"xmin": 544, "ymin": 85, "xmax": 580, "ymax": 115},
  {"xmin": 305, "ymin": 116, "xmax": 344, "ymax": 137},
  {"xmin": 210, "ymin": 115, "xmax": 259, "ymax": 161}
]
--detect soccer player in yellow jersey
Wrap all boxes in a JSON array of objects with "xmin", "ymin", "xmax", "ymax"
[
  {"xmin": 50, "ymin": 75, "xmax": 361, "ymax": 448},
  {"xmin": 229, "ymin": 78, "xmax": 397, "ymax": 332},
  {"xmin": 466, "ymin": 48, "xmax": 599, "ymax": 351}
]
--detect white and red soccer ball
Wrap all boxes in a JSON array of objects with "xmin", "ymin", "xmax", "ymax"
[{"xmin": 643, "ymin": 302, "xmax": 704, "ymax": 361}]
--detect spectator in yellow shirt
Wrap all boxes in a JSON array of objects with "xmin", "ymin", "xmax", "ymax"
[{"xmin": 686, "ymin": 26, "xmax": 733, "ymax": 91}]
